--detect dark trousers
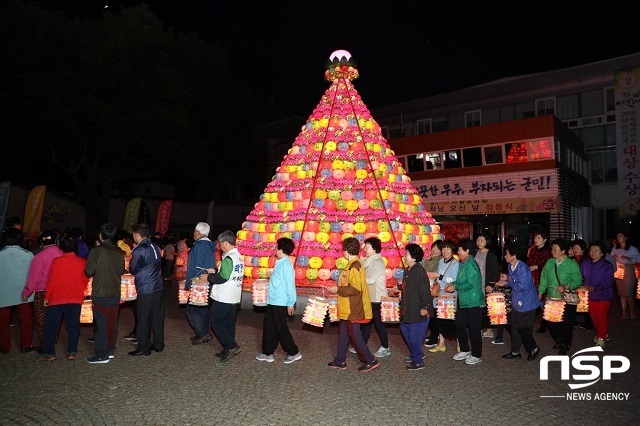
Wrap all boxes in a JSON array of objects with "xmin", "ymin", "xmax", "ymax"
[
  {"xmin": 0, "ymin": 303, "xmax": 33, "ymax": 351},
  {"xmin": 401, "ymin": 319, "xmax": 429, "ymax": 364},
  {"xmin": 43, "ymin": 303, "xmax": 80, "ymax": 355},
  {"xmin": 186, "ymin": 304, "xmax": 210, "ymax": 337},
  {"xmin": 93, "ymin": 296, "xmax": 120, "ymax": 358},
  {"xmin": 510, "ymin": 309, "xmax": 537, "ymax": 354},
  {"xmin": 361, "ymin": 302, "xmax": 389, "ymax": 348},
  {"xmin": 163, "ymin": 260, "xmax": 174, "ymax": 278},
  {"xmin": 210, "ymin": 300, "xmax": 238, "ymax": 350},
  {"xmin": 548, "ymin": 303, "xmax": 577, "ymax": 349},
  {"xmin": 262, "ymin": 305, "xmax": 298, "ymax": 356},
  {"xmin": 455, "ymin": 306, "xmax": 483, "ymax": 358},
  {"xmin": 334, "ymin": 320, "xmax": 374, "ymax": 365},
  {"xmin": 136, "ymin": 291, "xmax": 165, "ymax": 352}
]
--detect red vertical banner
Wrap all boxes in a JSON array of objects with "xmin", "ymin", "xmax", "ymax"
[
  {"xmin": 23, "ymin": 185, "xmax": 46, "ymax": 241},
  {"xmin": 154, "ymin": 200, "xmax": 173, "ymax": 237}
]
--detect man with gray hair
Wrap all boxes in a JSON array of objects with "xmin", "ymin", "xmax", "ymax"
[
  {"xmin": 185, "ymin": 222, "xmax": 216, "ymax": 345},
  {"xmin": 206, "ymin": 230, "xmax": 243, "ymax": 362}
]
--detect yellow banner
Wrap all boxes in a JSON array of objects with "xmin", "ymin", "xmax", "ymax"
[
  {"xmin": 426, "ymin": 195, "xmax": 559, "ymax": 215},
  {"xmin": 23, "ymin": 185, "xmax": 46, "ymax": 239},
  {"xmin": 122, "ymin": 198, "xmax": 142, "ymax": 233}
]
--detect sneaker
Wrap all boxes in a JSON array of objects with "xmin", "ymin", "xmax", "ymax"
[
  {"xmin": 256, "ymin": 353, "xmax": 275, "ymax": 363},
  {"xmin": 86, "ymin": 355, "xmax": 110, "ymax": 364},
  {"xmin": 482, "ymin": 330, "xmax": 494, "ymax": 338},
  {"xmin": 406, "ymin": 362, "xmax": 425, "ymax": 371},
  {"xmin": 88, "ymin": 337, "xmax": 95, "ymax": 343},
  {"xmin": 123, "ymin": 333, "xmax": 137, "ymax": 342},
  {"xmin": 593, "ymin": 335, "xmax": 611, "ymax": 343},
  {"xmin": 328, "ymin": 361, "xmax": 347, "ymax": 370},
  {"xmin": 491, "ymin": 339, "xmax": 505, "ymax": 345},
  {"xmin": 39, "ymin": 354, "xmax": 56, "ymax": 362},
  {"xmin": 66, "ymin": 352, "xmax": 77, "ymax": 360},
  {"xmin": 283, "ymin": 352, "xmax": 302, "ymax": 364},
  {"xmin": 452, "ymin": 351, "xmax": 470, "ymax": 361},
  {"xmin": 465, "ymin": 355, "xmax": 483, "ymax": 365},
  {"xmin": 424, "ymin": 339, "xmax": 438, "ymax": 348},
  {"xmin": 595, "ymin": 338, "xmax": 605, "ymax": 348},
  {"xmin": 357, "ymin": 359, "xmax": 380, "ymax": 372},
  {"xmin": 108, "ymin": 351, "xmax": 115, "ymax": 359},
  {"xmin": 374, "ymin": 346, "xmax": 391, "ymax": 358},
  {"xmin": 348, "ymin": 346, "xmax": 357, "ymax": 354},
  {"xmin": 220, "ymin": 346, "xmax": 241, "ymax": 362},
  {"xmin": 404, "ymin": 355, "xmax": 426, "ymax": 363}
]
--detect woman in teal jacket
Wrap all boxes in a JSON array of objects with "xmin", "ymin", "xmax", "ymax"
[{"xmin": 444, "ymin": 238, "xmax": 484, "ymax": 365}]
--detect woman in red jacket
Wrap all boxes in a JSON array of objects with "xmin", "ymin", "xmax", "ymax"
[{"xmin": 39, "ymin": 237, "xmax": 89, "ymax": 361}]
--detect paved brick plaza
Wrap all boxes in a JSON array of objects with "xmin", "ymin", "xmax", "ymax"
[{"xmin": 1, "ymin": 281, "xmax": 638, "ymax": 425}]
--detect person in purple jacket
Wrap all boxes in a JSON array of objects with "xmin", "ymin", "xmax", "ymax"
[
  {"xmin": 580, "ymin": 241, "xmax": 614, "ymax": 348},
  {"xmin": 490, "ymin": 242, "xmax": 541, "ymax": 361}
]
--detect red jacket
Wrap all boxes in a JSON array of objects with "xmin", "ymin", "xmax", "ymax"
[{"xmin": 45, "ymin": 253, "xmax": 89, "ymax": 306}]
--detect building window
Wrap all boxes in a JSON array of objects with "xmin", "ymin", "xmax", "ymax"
[
  {"xmin": 605, "ymin": 87, "xmax": 615, "ymax": 112},
  {"xmin": 483, "ymin": 107, "xmax": 501, "ymax": 125},
  {"xmin": 506, "ymin": 142, "xmax": 528, "ymax": 163},
  {"xmin": 501, "ymin": 105, "xmax": 515, "ymax": 121},
  {"xmin": 536, "ymin": 98, "xmax": 555, "ymax": 116},
  {"xmin": 432, "ymin": 117, "xmax": 449, "ymax": 132},
  {"xmin": 443, "ymin": 149, "xmax": 462, "ymax": 169},
  {"xmin": 605, "ymin": 123, "xmax": 616, "ymax": 146},
  {"xmin": 465, "ymin": 110, "xmax": 482, "ymax": 127},
  {"xmin": 588, "ymin": 151, "xmax": 604, "ymax": 184},
  {"xmin": 557, "ymin": 94, "xmax": 579, "ymax": 120},
  {"xmin": 582, "ymin": 89, "xmax": 604, "ymax": 117},
  {"xmin": 581, "ymin": 126, "xmax": 606, "ymax": 148},
  {"xmin": 515, "ymin": 101, "xmax": 535, "ymax": 119},
  {"xmin": 407, "ymin": 154, "xmax": 425, "ymax": 172},
  {"xmin": 397, "ymin": 156, "xmax": 408, "ymax": 170},
  {"xmin": 425, "ymin": 152, "xmax": 441, "ymax": 169},
  {"xmin": 462, "ymin": 147, "xmax": 482, "ymax": 167},
  {"xmin": 483, "ymin": 145, "xmax": 504, "ymax": 164},
  {"xmin": 529, "ymin": 138, "xmax": 553, "ymax": 160},
  {"xmin": 414, "ymin": 118, "xmax": 432, "ymax": 135},
  {"xmin": 604, "ymin": 149, "xmax": 617, "ymax": 183}
]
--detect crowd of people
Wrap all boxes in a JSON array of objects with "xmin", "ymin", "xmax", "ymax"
[{"xmin": 1, "ymin": 217, "xmax": 638, "ymax": 372}]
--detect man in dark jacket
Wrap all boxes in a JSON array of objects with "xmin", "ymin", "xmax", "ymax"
[
  {"xmin": 128, "ymin": 223, "xmax": 163, "ymax": 356},
  {"xmin": 85, "ymin": 223, "xmax": 125, "ymax": 364},
  {"xmin": 185, "ymin": 222, "xmax": 217, "ymax": 345}
]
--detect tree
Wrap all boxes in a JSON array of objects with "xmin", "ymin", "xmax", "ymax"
[{"xmin": 1, "ymin": 1, "xmax": 257, "ymax": 234}]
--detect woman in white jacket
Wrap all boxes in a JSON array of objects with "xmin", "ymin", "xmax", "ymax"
[{"xmin": 360, "ymin": 237, "xmax": 390, "ymax": 358}]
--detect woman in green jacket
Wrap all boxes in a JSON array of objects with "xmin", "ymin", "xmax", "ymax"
[
  {"xmin": 445, "ymin": 238, "xmax": 484, "ymax": 365},
  {"xmin": 538, "ymin": 238, "xmax": 583, "ymax": 355}
]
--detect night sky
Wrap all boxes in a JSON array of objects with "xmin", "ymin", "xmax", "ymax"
[{"xmin": 32, "ymin": 1, "xmax": 640, "ymax": 119}]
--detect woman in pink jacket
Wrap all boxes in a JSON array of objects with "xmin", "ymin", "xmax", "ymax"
[{"xmin": 22, "ymin": 230, "xmax": 62, "ymax": 351}]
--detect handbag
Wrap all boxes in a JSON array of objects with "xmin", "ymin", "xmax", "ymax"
[{"xmin": 555, "ymin": 263, "xmax": 580, "ymax": 305}]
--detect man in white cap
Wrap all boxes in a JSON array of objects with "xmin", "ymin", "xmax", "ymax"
[{"xmin": 185, "ymin": 222, "xmax": 217, "ymax": 345}]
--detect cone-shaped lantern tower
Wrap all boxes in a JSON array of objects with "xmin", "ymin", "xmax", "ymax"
[{"xmin": 237, "ymin": 50, "xmax": 443, "ymax": 287}]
